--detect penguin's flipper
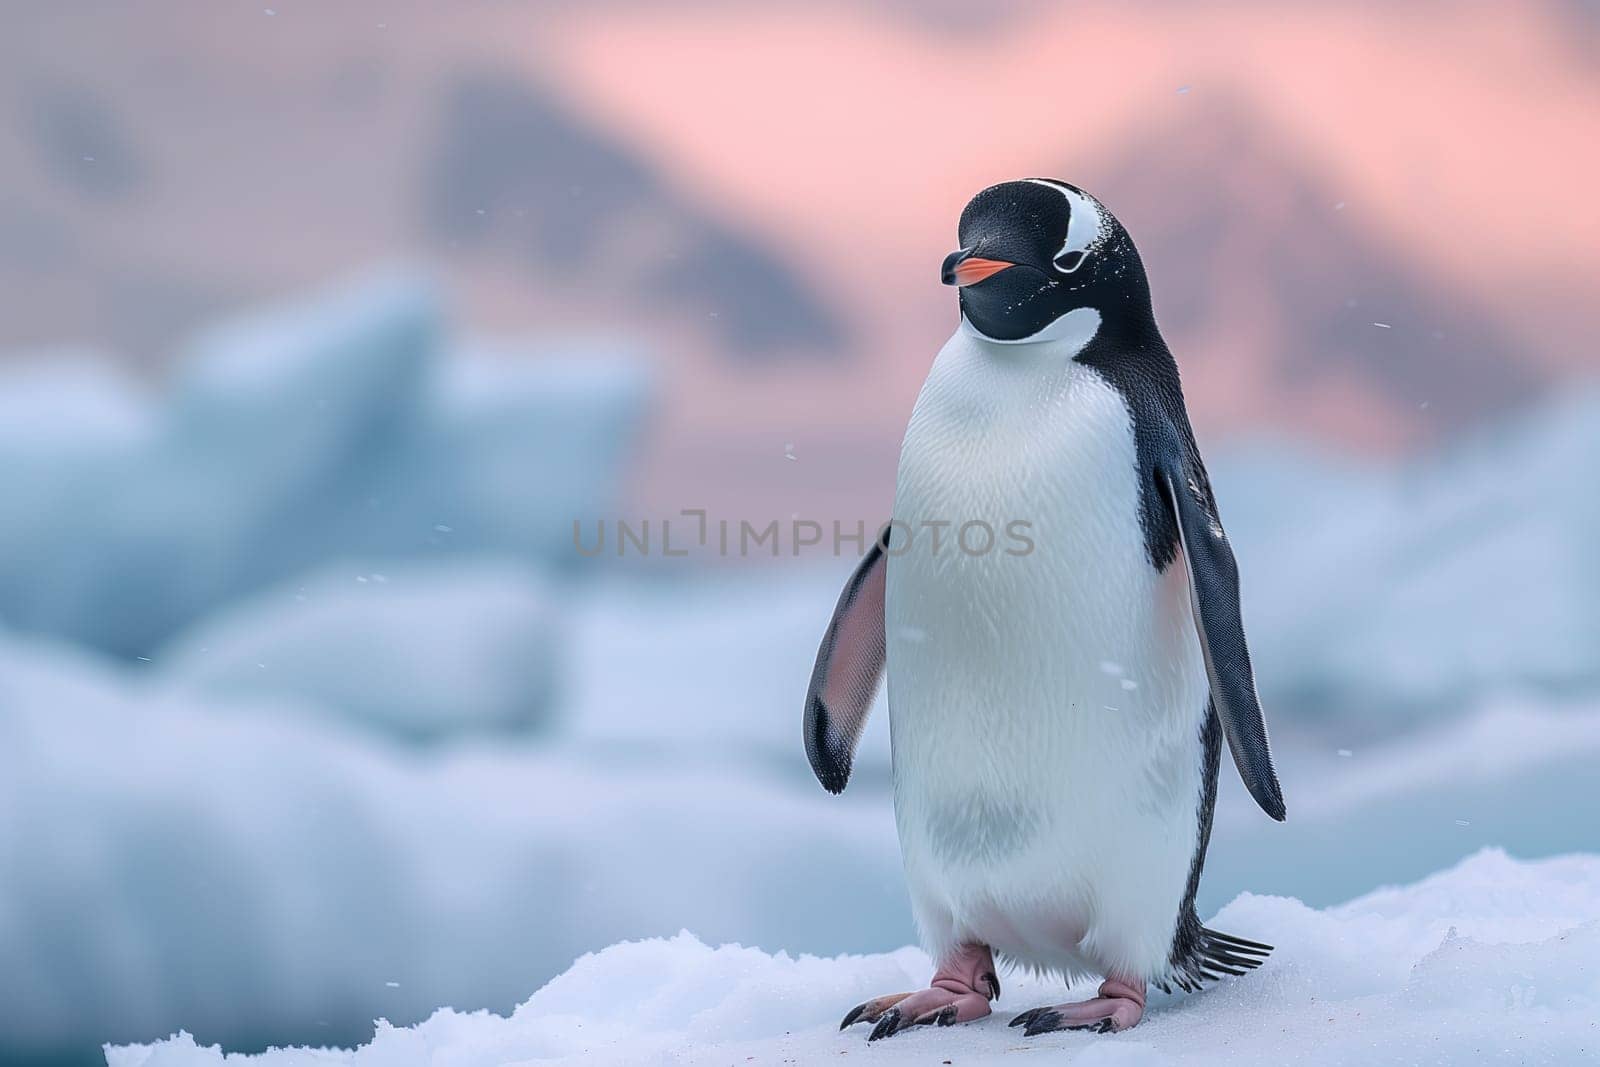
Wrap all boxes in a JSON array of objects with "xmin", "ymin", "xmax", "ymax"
[
  {"xmin": 1160, "ymin": 465, "xmax": 1287, "ymax": 821},
  {"xmin": 804, "ymin": 538, "xmax": 887, "ymax": 793}
]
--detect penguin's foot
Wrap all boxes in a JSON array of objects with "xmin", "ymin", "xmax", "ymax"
[
  {"xmin": 839, "ymin": 942, "xmax": 998, "ymax": 1041},
  {"xmin": 1009, "ymin": 976, "xmax": 1146, "ymax": 1036}
]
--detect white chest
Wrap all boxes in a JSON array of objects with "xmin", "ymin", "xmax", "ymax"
[
  {"xmin": 882, "ymin": 323, "xmax": 1208, "ymax": 978},
  {"xmin": 887, "ymin": 323, "xmax": 1188, "ymax": 737}
]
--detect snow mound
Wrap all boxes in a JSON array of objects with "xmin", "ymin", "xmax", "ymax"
[
  {"xmin": 160, "ymin": 561, "xmax": 561, "ymax": 740},
  {"xmin": 109, "ymin": 849, "xmax": 1600, "ymax": 1066}
]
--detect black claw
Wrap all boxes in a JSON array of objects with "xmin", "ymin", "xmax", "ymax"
[
  {"xmin": 867, "ymin": 1008, "xmax": 902, "ymax": 1042},
  {"xmin": 1009, "ymin": 1008, "xmax": 1040, "ymax": 1028},
  {"xmin": 1022, "ymin": 1010, "xmax": 1064, "ymax": 1037},
  {"xmin": 909, "ymin": 1004, "xmax": 959, "ymax": 1029},
  {"xmin": 1066, "ymin": 1018, "xmax": 1114, "ymax": 1034},
  {"xmin": 982, "ymin": 970, "xmax": 1001, "ymax": 1000},
  {"xmin": 839, "ymin": 1003, "xmax": 868, "ymax": 1030}
]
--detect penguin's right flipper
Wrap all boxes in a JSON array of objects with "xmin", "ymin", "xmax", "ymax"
[
  {"xmin": 1160, "ymin": 464, "xmax": 1287, "ymax": 821},
  {"xmin": 804, "ymin": 538, "xmax": 887, "ymax": 793}
]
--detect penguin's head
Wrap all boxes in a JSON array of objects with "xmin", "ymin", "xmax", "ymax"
[{"xmin": 942, "ymin": 179, "xmax": 1149, "ymax": 344}]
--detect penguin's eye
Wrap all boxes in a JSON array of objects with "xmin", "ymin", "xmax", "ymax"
[{"xmin": 1052, "ymin": 250, "xmax": 1086, "ymax": 274}]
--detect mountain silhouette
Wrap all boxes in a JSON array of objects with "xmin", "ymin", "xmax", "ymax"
[
  {"xmin": 1088, "ymin": 95, "xmax": 1540, "ymax": 434},
  {"xmin": 421, "ymin": 71, "xmax": 845, "ymax": 358}
]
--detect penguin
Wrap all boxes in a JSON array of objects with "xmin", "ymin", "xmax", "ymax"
[{"xmin": 804, "ymin": 179, "xmax": 1285, "ymax": 1041}]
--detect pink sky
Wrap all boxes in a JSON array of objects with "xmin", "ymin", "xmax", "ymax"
[{"xmin": 525, "ymin": 2, "xmax": 1598, "ymax": 520}]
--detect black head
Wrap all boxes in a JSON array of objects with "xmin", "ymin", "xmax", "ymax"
[{"xmin": 941, "ymin": 179, "xmax": 1152, "ymax": 344}]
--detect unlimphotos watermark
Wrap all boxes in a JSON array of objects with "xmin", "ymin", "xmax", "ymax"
[{"xmin": 572, "ymin": 511, "xmax": 1035, "ymax": 559}]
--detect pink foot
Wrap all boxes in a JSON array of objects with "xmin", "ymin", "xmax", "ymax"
[
  {"xmin": 840, "ymin": 942, "xmax": 999, "ymax": 1041},
  {"xmin": 1010, "ymin": 976, "xmax": 1146, "ymax": 1036}
]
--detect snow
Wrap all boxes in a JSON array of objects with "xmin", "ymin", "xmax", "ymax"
[{"xmin": 107, "ymin": 849, "xmax": 1600, "ymax": 1066}]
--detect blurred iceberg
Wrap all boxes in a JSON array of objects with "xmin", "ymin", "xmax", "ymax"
[
  {"xmin": 390, "ymin": 340, "xmax": 654, "ymax": 566},
  {"xmin": 0, "ymin": 623, "xmax": 905, "ymax": 1061},
  {"xmin": 565, "ymin": 573, "xmax": 892, "ymax": 785},
  {"xmin": 0, "ymin": 273, "xmax": 651, "ymax": 659},
  {"xmin": 1215, "ymin": 389, "xmax": 1600, "ymax": 725},
  {"xmin": 161, "ymin": 561, "xmax": 561, "ymax": 741},
  {"xmin": 1200, "ymin": 698, "xmax": 1600, "ymax": 916},
  {"xmin": 0, "ymin": 353, "xmax": 157, "ymax": 645}
]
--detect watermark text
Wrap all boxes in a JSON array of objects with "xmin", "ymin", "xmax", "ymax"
[{"xmin": 572, "ymin": 512, "xmax": 1036, "ymax": 559}]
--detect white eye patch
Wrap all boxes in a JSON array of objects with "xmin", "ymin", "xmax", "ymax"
[{"xmin": 1024, "ymin": 179, "xmax": 1102, "ymax": 274}]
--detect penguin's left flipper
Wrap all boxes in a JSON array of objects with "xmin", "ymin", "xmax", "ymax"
[
  {"xmin": 1161, "ymin": 464, "xmax": 1287, "ymax": 821},
  {"xmin": 803, "ymin": 538, "xmax": 887, "ymax": 793}
]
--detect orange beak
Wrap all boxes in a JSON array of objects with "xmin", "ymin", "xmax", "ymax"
[{"xmin": 942, "ymin": 253, "xmax": 1015, "ymax": 287}]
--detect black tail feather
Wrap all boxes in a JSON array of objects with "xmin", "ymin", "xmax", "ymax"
[
  {"xmin": 1199, "ymin": 928, "xmax": 1271, "ymax": 973},
  {"xmin": 1208, "ymin": 931, "xmax": 1273, "ymax": 953},
  {"xmin": 1168, "ymin": 926, "xmax": 1273, "ymax": 992}
]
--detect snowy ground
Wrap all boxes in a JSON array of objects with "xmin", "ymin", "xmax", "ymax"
[{"xmin": 109, "ymin": 849, "xmax": 1600, "ymax": 1066}]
